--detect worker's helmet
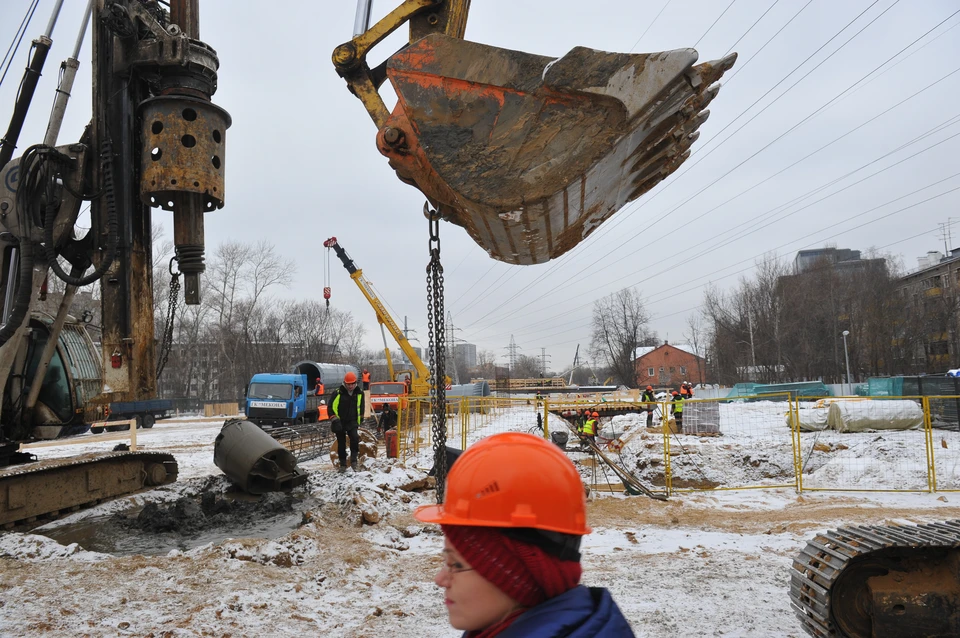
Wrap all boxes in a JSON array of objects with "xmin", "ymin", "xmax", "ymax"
[
  {"xmin": 344, "ymin": 372, "xmax": 357, "ymax": 384},
  {"xmin": 414, "ymin": 432, "xmax": 589, "ymax": 535},
  {"xmin": 672, "ymin": 390, "xmax": 679, "ymax": 396},
  {"xmin": 646, "ymin": 385, "xmax": 653, "ymax": 391},
  {"xmin": 592, "ymin": 411, "xmax": 600, "ymax": 417}
]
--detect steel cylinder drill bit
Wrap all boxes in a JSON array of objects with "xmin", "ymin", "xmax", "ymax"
[{"xmin": 139, "ymin": 0, "xmax": 231, "ymax": 303}]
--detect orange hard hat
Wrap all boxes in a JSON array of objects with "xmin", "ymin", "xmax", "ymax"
[
  {"xmin": 344, "ymin": 372, "xmax": 357, "ymax": 383},
  {"xmin": 672, "ymin": 390, "xmax": 679, "ymax": 395},
  {"xmin": 646, "ymin": 385, "xmax": 653, "ymax": 391},
  {"xmin": 414, "ymin": 432, "xmax": 589, "ymax": 535},
  {"xmin": 592, "ymin": 411, "xmax": 599, "ymax": 417}
]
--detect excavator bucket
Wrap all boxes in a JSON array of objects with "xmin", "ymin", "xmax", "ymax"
[{"xmin": 376, "ymin": 35, "xmax": 735, "ymax": 264}]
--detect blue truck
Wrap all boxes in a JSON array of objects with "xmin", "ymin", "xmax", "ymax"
[{"xmin": 244, "ymin": 373, "xmax": 324, "ymax": 427}]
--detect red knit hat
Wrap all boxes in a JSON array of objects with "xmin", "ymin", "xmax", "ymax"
[{"xmin": 442, "ymin": 524, "xmax": 582, "ymax": 608}]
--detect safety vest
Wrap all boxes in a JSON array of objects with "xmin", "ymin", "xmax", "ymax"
[
  {"xmin": 673, "ymin": 397, "xmax": 684, "ymax": 413},
  {"xmin": 362, "ymin": 371, "xmax": 371, "ymax": 383},
  {"xmin": 332, "ymin": 391, "xmax": 363, "ymax": 419},
  {"xmin": 316, "ymin": 383, "xmax": 325, "ymax": 395},
  {"xmin": 583, "ymin": 419, "xmax": 597, "ymax": 436}
]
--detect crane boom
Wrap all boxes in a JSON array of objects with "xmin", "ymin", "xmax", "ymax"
[{"xmin": 323, "ymin": 237, "xmax": 435, "ymax": 394}]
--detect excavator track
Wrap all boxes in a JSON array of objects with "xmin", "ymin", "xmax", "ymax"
[
  {"xmin": 0, "ymin": 451, "xmax": 178, "ymax": 528},
  {"xmin": 790, "ymin": 520, "xmax": 960, "ymax": 638}
]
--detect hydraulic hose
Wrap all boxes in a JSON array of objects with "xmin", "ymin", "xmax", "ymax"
[{"xmin": 42, "ymin": 140, "xmax": 118, "ymax": 286}]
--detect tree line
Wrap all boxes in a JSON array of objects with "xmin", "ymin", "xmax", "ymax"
[{"xmin": 589, "ymin": 252, "xmax": 956, "ymax": 388}]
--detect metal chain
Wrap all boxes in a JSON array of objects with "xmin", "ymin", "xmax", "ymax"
[
  {"xmin": 156, "ymin": 257, "xmax": 181, "ymax": 378},
  {"xmin": 425, "ymin": 202, "xmax": 447, "ymax": 503}
]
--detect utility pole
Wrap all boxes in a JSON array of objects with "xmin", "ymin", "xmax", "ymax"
[
  {"xmin": 539, "ymin": 347, "xmax": 551, "ymax": 377},
  {"xmin": 445, "ymin": 311, "xmax": 462, "ymax": 384},
  {"xmin": 938, "ymin": 218, "xmax": 958, "ymax": 255},
  {"xmin": 504, "ymin": 335, "xmax": 520, "ymax": 371}
]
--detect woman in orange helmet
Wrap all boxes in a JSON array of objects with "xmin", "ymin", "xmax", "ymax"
[{"xmin": 415, "ymin": 432, "xmax": 634, "ymax": 637}]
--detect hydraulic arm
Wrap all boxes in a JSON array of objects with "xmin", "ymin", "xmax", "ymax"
[
  {"xmin": 334, "ymin": 0, "xmax": 735, "ymax": 265},
  {"xmin": 323, "ymin": 237, "xmax": 439, "ymax": 395}
]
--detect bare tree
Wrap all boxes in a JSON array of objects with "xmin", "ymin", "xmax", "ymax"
[{"xmin": 590, "ymin": 287, "xmax": 651, "ymax": 388}]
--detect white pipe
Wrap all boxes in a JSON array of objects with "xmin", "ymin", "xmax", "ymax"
[
  {"xmin": 43, "ymin": 0, "xmax": 91, "ymax": 146},
  {"xmin": 353, "ymin": 0, "xmax": 373, "ymax": 37},
  {"xmin": 43, "ymin": 0, "xmax": 67, "ymax": 39}
]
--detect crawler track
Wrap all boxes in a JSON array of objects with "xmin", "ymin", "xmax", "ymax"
[
  {"xmin": 0, "ymin": 451, "xmax": 178, "ymax": 528},
  {"xmin": 790, "ymin": 520, "xmax": 960, "ymax": 637}
]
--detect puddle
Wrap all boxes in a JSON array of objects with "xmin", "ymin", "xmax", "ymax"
[{"xmin": 37, "ymin": 490, "xmax": 315, "ymax": 556}]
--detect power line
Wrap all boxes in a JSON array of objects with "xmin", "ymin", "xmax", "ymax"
[
  {"xmin": 724, "ymin": 0, "xmax": 780, "ymax": 57},
  {"xmin": 695, "ymin": 0, "xmax": 737, "ymax": 49},
  {"xmin": 468, "ymin": 123, "xmax": 960, "ymax": 344},
  {"xmin": 0, "ymin": 0, "xmax": 40, "ymax": 91},
  {"xmin": 463, "ymin": 6, "xmax": 958, "ymax": 327},
  {"xmin": 455, "ymin": 0, "xmax": 899, "ymax": 322},
  {"xmin": 628, "ymin": 0, "xmax": 671, "ymax": 53}
]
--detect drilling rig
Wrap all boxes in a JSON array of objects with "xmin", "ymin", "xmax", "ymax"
[{"xmin": 0, "ymin": 0, "xmax": 229, "ymax": 527}]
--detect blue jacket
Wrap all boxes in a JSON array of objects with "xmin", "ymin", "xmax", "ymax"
[{"xmin": 490, "ymin": 586, "xmax": 635, "ymax": 637}]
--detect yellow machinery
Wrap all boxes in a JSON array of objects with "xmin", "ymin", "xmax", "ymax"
[{"xmin": 323, "ymin": 237, "xmax": 445, "ymax": 397}]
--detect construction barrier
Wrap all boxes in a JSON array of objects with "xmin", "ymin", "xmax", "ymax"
[
  {"xmin": 390, "ymin": 391, "xmax": 960, "ymax": 496},
  {"xmin": 794, "ymin": 396, "xmax": 932, "ymax": 493}
]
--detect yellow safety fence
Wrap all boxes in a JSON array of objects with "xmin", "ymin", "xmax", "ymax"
[{"xmin": 389, "ymin": 393, "xmax": 960, "ymax": 495}]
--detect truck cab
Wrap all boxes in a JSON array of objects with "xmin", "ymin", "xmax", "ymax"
[
  {"xmin": 245, "ymin": 373, "xmax": 322, "ymax": 427},
  {"xmin": 369, "ymin": 380, "xmax": 410, "ymax": 413}
]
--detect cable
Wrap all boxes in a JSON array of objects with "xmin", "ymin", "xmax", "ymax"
[
  {"xmin": 455, "ymin": 0, "xmax": 893, "ymax": 323},
  {"xmin": 627, "ymin": 0, "xmax": 671, "ymax": 53},
  {"xmin": 695, "ymin": 0, "xmax": 737, "ymax": 49},
  {"xmin": 464, "ymin": 8, "xmax": 958, "ymax": 327},
  {"xmin": 0, "ymin": 0, "xmax": 39, "ymax": 91},
  {"xmin": 469, "ymin": 125, "xmax": 960, "ymax": 344},
  {"xmin": 724, "ymin": 0, "xmax": 780, "ymax": 57}
]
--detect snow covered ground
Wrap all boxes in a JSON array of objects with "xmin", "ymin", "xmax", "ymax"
[{"xmin": 2, "ymin": 407, "xmax": 960, "ymax": 637}]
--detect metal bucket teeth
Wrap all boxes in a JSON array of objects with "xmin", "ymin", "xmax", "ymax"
[{"xmin": 380, "ymin": 35, "xmax": 736, "ymax": 264}]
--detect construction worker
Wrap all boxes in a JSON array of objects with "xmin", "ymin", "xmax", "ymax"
[
  {"xmin": 378, "ymin": 402, "xmax": 396, "ymax": 434},
  {"xmin": 314, "ymin": 377, "xmax": 325, "ymax": 397},
  {"xmin": 641, "ymin": 385, "xmax": 657, "ymax": 428},
  {"xmin": 671, "ymin": 390, "xmax": 684, "ymax": 434},
  {"xmin": 414, "ymin": 433, "xmax": 634, "ymax": 637},
  {"xmin": 582, "ymin": 411, "xmax": 599, "ymax": 447},
  {"xmin": 331, "ymin": 371, "xmax": 365, "ymax": 472},
  {"xmin": 685, "ymin": 381, "xmax": 694, "ymax": 399},
  {"xmin": 362, "ymin": 368, "xmax": 371, "ymax": 391}
]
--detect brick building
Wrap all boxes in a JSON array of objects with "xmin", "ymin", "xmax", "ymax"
[{"xmin": 634, "ymin": 341, "xmax": 706, "ymax": 388}]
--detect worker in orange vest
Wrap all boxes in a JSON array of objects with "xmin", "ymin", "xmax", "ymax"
[
  {"xmin": 315, "ymin": 377, "xmax": 325, "ymax": 397},
  {"xmin": 362, "ymin": 369, "xmax": 371, "ymax": 391}
]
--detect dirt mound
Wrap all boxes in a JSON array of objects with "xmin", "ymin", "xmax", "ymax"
[{"xmin": 127, "ymin": 491, "xmax": 300, "ymax": 535}]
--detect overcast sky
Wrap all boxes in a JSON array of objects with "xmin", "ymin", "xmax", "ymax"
[{"xmin": 2, "ymin": 0, "xmax": 959, "ymax": 373}]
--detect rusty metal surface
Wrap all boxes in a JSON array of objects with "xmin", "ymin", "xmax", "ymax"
[
  {"xmin": 0, "ymin": 451, "xmax": 178, "ymax": 526},
  {"xmin": 379, "ymin": 34, "xmax": 735, "ymax": 264},
  {"xmin": 790, "ymin": 520, "xmax": 960, "ymax": 637},
  {"xmin": 139, "ymin": 96, "xmax": 229, "ymax": 212}
]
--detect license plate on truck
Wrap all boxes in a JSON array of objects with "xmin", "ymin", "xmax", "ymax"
[{"xmin": 250, "ymin": 401, "xmax": 286, "ymax": 409}]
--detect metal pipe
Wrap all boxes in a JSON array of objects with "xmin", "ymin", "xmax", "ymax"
[
  {"xmin": 1, "ymin": 249, "xmax": 18, "ymax": 325},
  {"xmin": 43, "ymin": 0, "xmax": 92, "ymax": 145},
  {"xmin": 0, "ymin": 35, "xmax": 52, "ymax": 170},
  {"xmin": 353, "ymin": 0, "xmax": 374, "ymax": 37},
  {"xmin": 71, "ymin": 0, "xmax": 93, "ymax": 60},
  {"xmin": 842, "ymin": 330, "xmax": 852, "ymax": 395},
  {"xmin": 23, "ymin": 272, "xmax": 80, "ymax": 422},
  {"xmin": 43, "ymin": 0, "xmax": 66, "ymax": 39}
]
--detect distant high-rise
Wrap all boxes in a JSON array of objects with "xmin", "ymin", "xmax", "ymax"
[{"xmin": 455, "ymin": 343, "xmax": 477, "ymax": 368}]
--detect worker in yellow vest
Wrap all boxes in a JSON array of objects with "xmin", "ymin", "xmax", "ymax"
[
  {"xmin": 671, "ymin": 390, "xmax": 684, "ymax": 434},
  {"xmin": 582, "ymin": 411, "xmax": 599, "ymax": 446}
]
